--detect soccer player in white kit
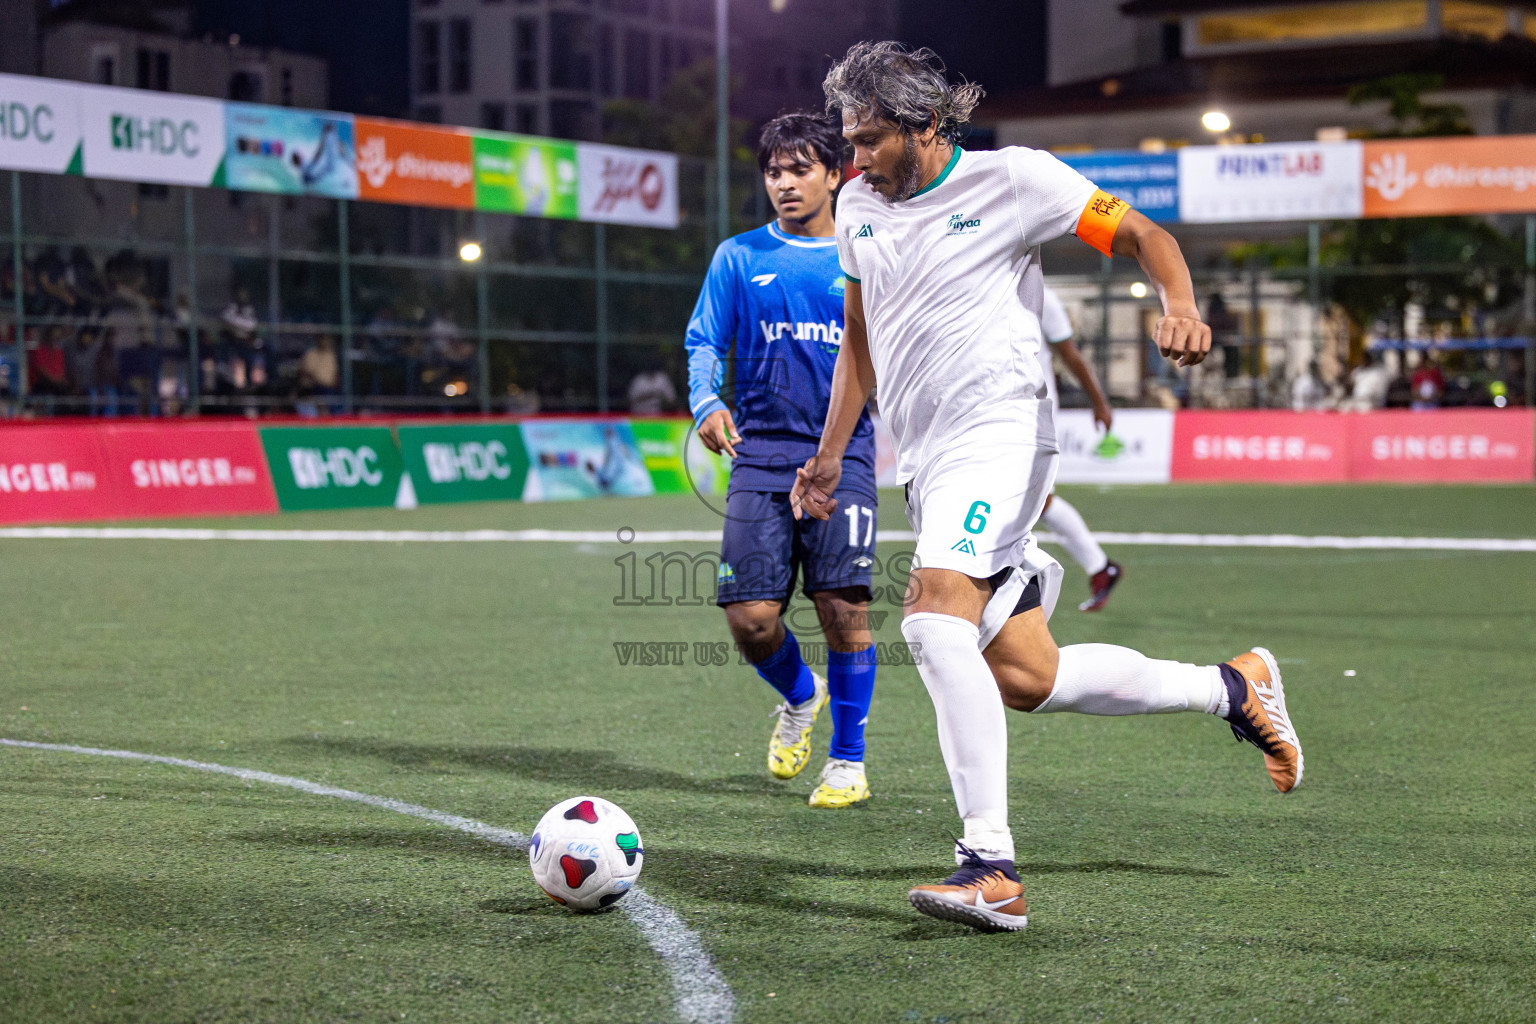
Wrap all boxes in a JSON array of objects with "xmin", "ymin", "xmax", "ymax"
[
  {"xmin": 1036, "ymin": 286, "xmax": 1125, "ymax": 612},
  {"xmin": 792, "ymin": 42, "xmax": 1304, "ymax": 934}
]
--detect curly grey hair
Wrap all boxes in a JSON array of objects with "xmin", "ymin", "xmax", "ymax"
[{"xmin": 823, "ymin": 41, "xmax": 984, "ymax": 145}]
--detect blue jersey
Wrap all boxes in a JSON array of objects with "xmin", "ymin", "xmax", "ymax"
[{"xmin": 685, "ymin": 221, "xmax": 876, "ymax": 494}]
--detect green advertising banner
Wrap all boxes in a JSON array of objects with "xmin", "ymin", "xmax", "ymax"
[
  {"xmin": 472, "ymin": 132, "xmax": 579, "ymax": 219},
  {"xmin": 397, "ymin": 423, "xmax": 529, "ymax": 504},
  {"xmin": 629, "ymin": 419, "xmax": 729, "ymax": 496},
  {"xmin": 259, "ymin": 426, "xmax": 405, "ymax": 510}
]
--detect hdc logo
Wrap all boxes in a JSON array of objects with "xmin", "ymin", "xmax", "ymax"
[
  {"xmin": 0, "ymin": 102, "xmax": 54, "ymax": 143},
  {"xmin": 287, "ymin": 447, "xmax": 383, "ymax": 489},
  {"xmin": 110, "ymin": 114, "xmax": 200, "ymax": 157},
  {"xmin": 422, "ymin": 441, "xmax": 514, "ymax": 484}
]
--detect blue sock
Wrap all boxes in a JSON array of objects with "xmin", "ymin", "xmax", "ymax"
[
  {"xmin": 755, "ymin": 629, "xmax": 816, "ymax": 707},
  {"xmin": 827, "ymin": 645, "xmax": 877, "ymax": 762}
]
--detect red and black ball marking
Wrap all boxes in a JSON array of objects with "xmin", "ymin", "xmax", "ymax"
[
  {"xmin": 564, "ymin": 800, "xmax": 599, "ymax": 824},
  {"xmin": 560, "ymin": 854, "xmax": 597, "ymax": 889}
]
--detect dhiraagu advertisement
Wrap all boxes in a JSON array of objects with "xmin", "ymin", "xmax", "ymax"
[
  {"xmin": 629, "ymin": 418, "xmax": 729, "ymax": 496},
  {"xmin": 473, "ymin": 132, "xmax": 578, "ymax": 219}
]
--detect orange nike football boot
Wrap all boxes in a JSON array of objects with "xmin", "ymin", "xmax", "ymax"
[
  {"xmin": 1224, "ymin": 647, "xmax": 1304, "ymax": 793},
  {"xmin": 908, "ymin": 843, "xmax": 1028, "ymax": 933}
]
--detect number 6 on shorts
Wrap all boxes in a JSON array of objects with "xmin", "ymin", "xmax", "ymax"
[{"xmin": 964, "ymin": 501, "xmax": 990, "ymax": 535}]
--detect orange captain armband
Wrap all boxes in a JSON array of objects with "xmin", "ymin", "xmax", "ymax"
[{"xmin": 1075, "ymin": 189, "xmax": 1131, "ymax": 257}]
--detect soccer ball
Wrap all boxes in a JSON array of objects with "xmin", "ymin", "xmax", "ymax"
[{"xmin": 529, "ymin": 795, "xmax": 644, "ymax": 911}]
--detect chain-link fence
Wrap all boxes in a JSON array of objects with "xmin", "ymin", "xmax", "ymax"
[{"xmin": 4, "ymin": 165, "xmax": 1533, "ymax": 417}]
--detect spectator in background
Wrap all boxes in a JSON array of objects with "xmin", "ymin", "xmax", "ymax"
[
  {"xmin": 67, "ymin": 327, "xmax": 114, "ymax": 415},
  {"xmin": 1290, "ymin": 361, "xmax": 1328, "ymax": 411},
  {"xmin": 627, "ymin": 365, "xmax": 677, "ymax": 415},
  {"xmin": 1344, "ymin": 350, "xmax": 1392, "ymax": 412},
  {"xmin": 29, "ymin": 327, "xmax": 70, "ymax": 398},
  {"xmin": 1410, "ymin": 350, "xmax": 1445, "ymax": 411},
  {"xmin": 211, "ymin": 287, "xmax": 258, "ymax": 397},
  {"xmin": 34, "ymin": 247, "xmax": 77, "ymax": 316},
  {"xmin": 299, "ymin": 334, "xmax": 340, "ymax": 395}
]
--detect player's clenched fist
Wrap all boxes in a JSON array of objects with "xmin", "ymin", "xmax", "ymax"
[
  {"xmin": 791, "ymin": 454, "xmax": 843, "ymax": 521},
  {"xmin": 696, "ymin": 408, "xmax": 742, "ymax": 458},
  {"xmin": 1154, "ymin": 314, "xmax": 1211, "ymax": 367}
]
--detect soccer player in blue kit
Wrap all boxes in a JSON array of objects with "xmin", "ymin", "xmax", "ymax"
[{"xmin": 685, "ymin": 113, "xmax": 880, "ymax": 809}]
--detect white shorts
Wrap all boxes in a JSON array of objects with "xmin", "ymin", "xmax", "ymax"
[{"xmin": 904, "ymin": 441, "xmax": 1064, "ymax": 647}]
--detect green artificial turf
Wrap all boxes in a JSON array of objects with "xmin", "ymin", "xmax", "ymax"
[{"xmin": 2, "ymin": 485, "xmax": 1533, "ymax": 1023}]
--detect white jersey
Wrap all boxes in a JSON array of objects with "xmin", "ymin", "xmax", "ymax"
[
  {"xmin": 1037, "ymin": 285, "xmax": 1075, "ymax": 409},
  {"xmin": 836, "ymin": 146, "xmax": 1101, "ymax": 483}
]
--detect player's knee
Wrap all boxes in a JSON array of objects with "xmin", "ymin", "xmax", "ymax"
[
  {"xmin": 812, "ymin": 591, "xmax": 872, "ymax": 652},
  {"xmin": 723, "ymin": 602, "xmax": 782, "ymax": 663},
  {"xmin": 991, "ymin": 660, "xmax": 1055, "ymax": 712}
]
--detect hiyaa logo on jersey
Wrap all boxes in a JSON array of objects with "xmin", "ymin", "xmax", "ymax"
[
  {"xmin": 853, "ymin": 224, "xmax": 874, "ymax": 238},
  {"xmin": 945, "ymin": 213, "xmax": 981, "ymax": 236},
  {"xmin": 751, "ymin": 274, "xmax": 777, "ymax": 287},
  {"xmin": 759, "ymin": 320, "xmax": 844, "ymax": 350},
  {"xmin": 828, "ymin": 274, "xmax": 847, "ymax": 297}
]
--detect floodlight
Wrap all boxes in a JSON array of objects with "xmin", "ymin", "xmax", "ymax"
[
  {"xmin": 459, "ymin": 242, "xmax": 483, "ymax": 262},
  {"xmin": 1202, "ymin": 111, "xmax": 1232, "ymax": 133}
]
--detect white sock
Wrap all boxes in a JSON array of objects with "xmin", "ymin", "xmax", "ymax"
[
  {"xmin": 1040, "ymin": 496, "xmax": 1108, "ymax": 575},
  {"xmin": 900, "ymin": 612, "xmax": 1015, "ymax": 863},
  {"xmin": 1033, "ymin": 644, "xmax": 1225, "ymax": 716}
]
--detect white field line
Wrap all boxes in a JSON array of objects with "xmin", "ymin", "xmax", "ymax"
[
  {"xmin": 0, "ymin": 738, "xmax": 735, "ymax": 1024},
  {"xmin": 2, "ymin": 525, "xmax": 1534, "ymax": 553}
]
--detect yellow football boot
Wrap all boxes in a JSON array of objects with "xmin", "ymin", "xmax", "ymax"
[
  {"xmin": 767, "ymin": 673, "xmax": 828, "ymax": 780},
  {"xmin": 808, "ymin": 758, "xmax": 871, "ymax": 808}
]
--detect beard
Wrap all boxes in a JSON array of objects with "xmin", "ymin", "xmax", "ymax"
[{"xmin": 868, "ymin": 134, "xmax": 923, "ymax": 205}]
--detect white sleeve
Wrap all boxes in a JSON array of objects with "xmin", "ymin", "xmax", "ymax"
[
  {"xmin": 1039, "ymin": 287, "xmax": 1074, "ymax": 344},
  {"xmin": 836, "ymin": 189, "xmax": 862, "ymax": 282},
  {"xmin": 1007, "ymin": 148, "xmax": 1099, "ymax": 250}
]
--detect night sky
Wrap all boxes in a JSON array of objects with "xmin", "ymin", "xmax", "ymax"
[
  {"xmin": 898, "ymin": 0, "xmax": 1048, "ymax": 95},
  {"xmin": 190, "ymin": 0, "xmax": 1047, "ymax": 117}
]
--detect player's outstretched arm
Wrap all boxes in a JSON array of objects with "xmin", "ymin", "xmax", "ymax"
[
  {"xmin": 793, "ymin": 280, "xmax": 876, "ymax": 521},
  {"xmin": 1110, "ymin": 210, "xmax": 1211, "ymax": 367},
  {"xmin": 1052, "ymin": 338, "xmax": 1113, "ymax": 432}
]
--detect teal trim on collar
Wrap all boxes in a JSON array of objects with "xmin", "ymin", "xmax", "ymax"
[{"xmin": 909, "ymin": 146, "xmax": 961, "ymax": 200}]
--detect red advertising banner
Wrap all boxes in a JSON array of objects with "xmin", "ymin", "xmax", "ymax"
[
  {"xmin": 1171, "ymin": 411, "xmax": 1349, "ymax": 483},
  {"xmin": 0, "ymin": 425, "xmax": 113, "ymax": 524},
  {"xmin": 0, "ymin": 422, "xmax": 278, "ymax": 524},
  {"xmin": 354, "ymin": 117, "xmax": 475, "ymax": 209},
  {"xmin": 1363, "ymin": 136, "xmax": 1536, "ymax": 218},
  {"xmin": 1172, "ymin": 410, "xmax": 1534, "ymax": 483},
  {"xmin": 1347, "ymin": 410, "xmax": 1534, "ymax": 483},
  {"xmin": 97, "ymin": 423, "xmax": 279, "ymax": 518}
]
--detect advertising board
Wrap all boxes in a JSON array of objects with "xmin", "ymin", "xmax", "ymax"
[
  {"xmin": 1055, "ymin": 409, "xmax": 1175, "ymax": 484},
  {"xmin": 0, "ymin": 425, "xmax": 110, "ymax": 524},
  {"xmin": 1059, "ymin": 152, "xmax": 1179, "ymax": 223},
  {"xmin": 473, "ymin": 133, "xmax": 578, "ymax": 218},
  {"xmin": 629, "ymin": 418, "xmax": 728, "ymax": 496},
  {"xmin": 79, "ymin": 84, "xmax": 225, "ymax": 187},
  {"xmin": 0, "ymin": 72, "xmax": 84, "ymax": 174},
  {"xmin": 259, "ymin": 426, "xmax": 405, "ymax": 510},
  {"xmin": 1347, "ymin": 409, "xmax": 1534, "ymax": 483},
  {"xmin": 224, "ymin": 103, "xmax": 357, "ymax": 198},
  {"xmin": 354, "ymin": 118, "xmax": 475, "ymax": 209},
  {"xmin": 520, "ymin": 419, "xmax": 655, "ymax": 501},
  {"xmin": 397, "ymin": 422, "xmax": 530, "ymax": 504},
  {"xmin": 1363, "ymin": 136, "xmax": 1536, "ymax": 218},
  {"xmin": 1179, "ymin": 141, "xmax": 1363, "ymax": 223},
  {"xmin": 1171, "ymin": 411, "xmax": 1349, "ymax": 483},
  {"xmin": 577, "ymin": 142, "xmax": 680, "ymax": 228}
]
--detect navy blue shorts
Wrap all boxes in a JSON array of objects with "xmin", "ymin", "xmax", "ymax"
[{"xmin": 715, "ymin": 487, "xmax": 878, "ymax": 607}]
